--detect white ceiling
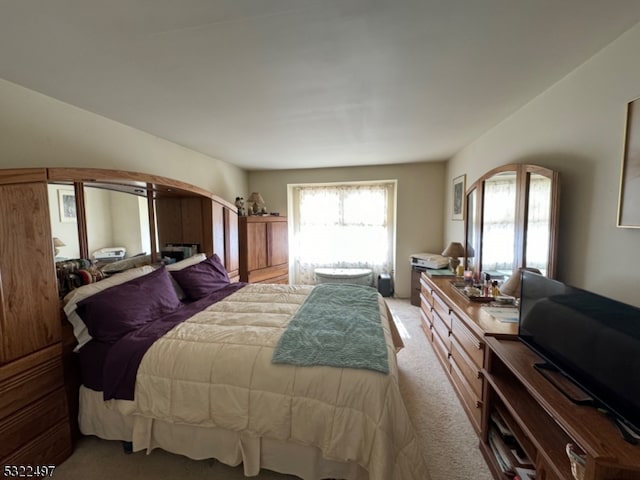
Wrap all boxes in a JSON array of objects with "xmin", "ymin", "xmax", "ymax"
[{"xmin": 2, "ymin": 1, "xmax": 640, "ymax": 171}]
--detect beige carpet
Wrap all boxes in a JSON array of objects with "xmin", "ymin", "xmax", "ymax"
[{"xmin": 54, "ymin": 298, "xmax": 492, "ymax": 480}]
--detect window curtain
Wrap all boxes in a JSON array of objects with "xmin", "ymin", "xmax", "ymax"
[
  {"xmin": 482, "ymin": 177, "xmax": 517, "ymax": 274},
  {"xmin": 525, "ymin": 176, "xmax": 552, "ymax": 275},
  {"xmin": 290, "ymin": 182, "xmax": 395, "ymax": 285},
  {"xmin": 482, "ymin": 175, "xmax": 551, "ymax": 275}
]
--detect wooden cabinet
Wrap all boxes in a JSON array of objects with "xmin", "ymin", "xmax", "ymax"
[
  {"xmin": 0, "ymin": 169, "xmax": 72, "ymax": 466},
  {"xmin": 419, "ymin": 273, "xmax": 516, "ymax": 434},
  {"xmin": 482, "ymin": 337, "xmax": 640, "ymax": 480},
  {"xmin": 155, "ymin": 196, "xmax": 240, "ymax": 281},
  {"xmin": 156, "ymin": 196, "xmax": 210, "ymax": 254},
  {"xmin": 239, "ymin": 216, "xmax": 288, "ymax": 284}
]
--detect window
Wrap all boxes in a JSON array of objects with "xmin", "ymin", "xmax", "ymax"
[{"xmin": 289, "ymin": 181, "xmax": 396, "ymax": 284}]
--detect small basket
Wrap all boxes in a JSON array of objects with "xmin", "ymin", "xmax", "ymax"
[{"xmin": 566, "ymin": 443, "xmax": 586, "ymax": 480}]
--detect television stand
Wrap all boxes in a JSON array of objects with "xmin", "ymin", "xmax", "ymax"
[
  {"xmin": 533, "ymin": 362, "xmax": 595, "ymax": 405},
  {"xmin": 533, "ymin": 362, "xmax": 639, "ymax": 445},
  {"xmin": 481, "ymin": 337, "xmax": 640, "ymax": 480}
]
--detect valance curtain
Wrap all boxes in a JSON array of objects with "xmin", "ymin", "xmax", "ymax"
[{"xmin": 290, "ymin": 182, "xmax": 396, "ymax": 285}]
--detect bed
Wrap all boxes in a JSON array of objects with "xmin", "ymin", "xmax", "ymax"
[{"xmin": 63, "ymin": 254, "xmax": 429, "ymax": 480}]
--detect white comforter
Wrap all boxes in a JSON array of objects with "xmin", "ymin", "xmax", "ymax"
[{"xmin": 109, "ymin": 284, "xmax": 429, "ymax": 480}]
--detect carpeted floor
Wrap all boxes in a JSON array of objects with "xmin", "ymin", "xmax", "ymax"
[{"xmin": 53, "ymin": 298, "xmax": 492, "ymax": 480}]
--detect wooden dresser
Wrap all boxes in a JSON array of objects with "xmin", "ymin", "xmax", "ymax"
[
  {"xmin": 238, "ymin": 216, "xmax": 289, "ymax": 284},
  {"xmin": 421, "ymin": 272, "xmax": 640, "ymax": 480},
  {"xmin": 0, "ymin": 169, "xmax": 72, "ymax": 467},
  {"xmin": 419, "ymin": 273, "xmax": 516, "ymax": 433}
]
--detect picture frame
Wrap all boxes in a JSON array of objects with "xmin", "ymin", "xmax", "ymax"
[
  {"xmin": 618, "ymin": 96, "xmax": 640, "ymax": 228},
  {"xmin": 452, "ymin": 174, "xmax": 466, "ymax": 221},
  {"xmin": 58, "ymin": 189, "xmax": 77, "ymax": 223}
]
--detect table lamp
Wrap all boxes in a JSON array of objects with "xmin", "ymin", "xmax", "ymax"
[
  {"xmin": 499, "ymin": 267, "xmax": 542, "ymax": 298},
  {"xmin": 441, "ymin": 242, "xmax": 465, "ymax": 273},
  {"xmin": 53, "ymin": 237, "xmax": 65, "ymax": 256},
  {"xmin": 247, "ymin": 192, "xmax": 265, "ymax": 215}
]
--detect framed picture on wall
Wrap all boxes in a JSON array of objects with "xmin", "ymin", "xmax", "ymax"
[
  {"xmin": 452, "ymin": 174, "xmax": 466, "ymax": 221},
  {"xmin": 618, "ymin": 96, "xmax": 640, "ymax": 228},
  {"xmin": 58, "ymin": 189, "xmax": 77, "ymax": 223}
]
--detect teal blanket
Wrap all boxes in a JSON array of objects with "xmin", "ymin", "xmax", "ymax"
[{"xmin": 272, "ymin": 284, "xmax": 389, "ymax": 374}]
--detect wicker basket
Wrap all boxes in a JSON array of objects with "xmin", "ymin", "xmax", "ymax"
[{"xmin": 566, "ymin": 443, "xmax": 586, "ymax": 480}]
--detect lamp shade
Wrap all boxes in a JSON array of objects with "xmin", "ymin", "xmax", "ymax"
[
  {"xmin": 499, "ymin": 267, "xmax": 542, "ymax": 298},
  {"xmin": 441, "ymin": 242, "xmax": 465, "ymax": 258},
  {"xmin": 442, "ymin": 241, "xmax": 466, "ymax": 273},
  {"xmin": 53, "ymin": 237, "xmax": 65, "ymax": 256},
  {"xmin": 247, "ymin": 192, "xmax": 265, "ymax": 205}
]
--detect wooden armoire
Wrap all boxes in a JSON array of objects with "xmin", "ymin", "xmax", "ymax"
[
  {"xmin": 238, "ymin": 216, "xmax": 289, "ymax": 284},
  {"xmin": 0, "ymin": 169, "xmax": 72, "ymax": 466}
]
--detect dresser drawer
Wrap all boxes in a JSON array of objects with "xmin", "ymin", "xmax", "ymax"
[
  {"xmin": 419, "ymin": 309, "xmax": 433, "ymax": 342},
  {"xmin": 431, "ymin": 325, "xmax": 450, "ymax": 371},
  {"xmin": 0, "ymin": 346, "xmax": 64, "ymax": 420},
  {"xmin": 0, "ymin": 387, "xmax": 68, "ymax": 459},
  {"xmin": 432, "ymin": 309, "xmax": 451, "ymax": 347},
  {"xmin": 2, "ymin": 418, "xmax": 72, "ymax": 466},
  {"xmin": 450, "ymin": 337, "xmax": 483, "ymax": 398},
  {"xmin": 450, "ymin": 359, "xmax": 482, "ymax": 433},
  {"xmin": 431, "ymin": 290, "xmax": 450, "ymax": 322},
  {"xmin": 419, "ymin": 293, "xmax": 433, "ymax": 325},
  {"xmin": 451, "ymin": 315, "xmax": 484, "ymax": 368},
  {"xmin": 420, "ymin": 277, "xmax": 434, "ymax": 307}
]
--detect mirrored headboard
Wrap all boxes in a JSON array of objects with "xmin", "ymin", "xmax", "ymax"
[{"xmin": 47, "ymin": 167, "xmax": 240, "ymax": 282}]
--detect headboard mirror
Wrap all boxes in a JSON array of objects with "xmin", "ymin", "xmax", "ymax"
[
  {"xmin": 84, "ymin": 184, "xmax": 151, "ymax": 262},
  {"xmin": 46, "ymin": 168, "xmax": 240, "ymax": 281},
  {"xmin": 465, "ymin": 164, "xmax": 559, "ymax": 279}
]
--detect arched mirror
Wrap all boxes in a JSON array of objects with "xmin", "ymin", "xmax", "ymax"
[{"xmin": 464, "ymin": 164, "xmax": 559, "ymax": 279}]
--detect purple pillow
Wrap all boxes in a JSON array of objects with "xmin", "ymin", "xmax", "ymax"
[
  {"xmin": 169, "ymin": 254, "xmax": 230, "ymax": 300},
  {"xmin": 77, "ymin": 266, "xmax": 182, "ymax": 343}
]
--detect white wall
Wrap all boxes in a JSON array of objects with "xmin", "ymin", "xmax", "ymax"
[
  {"xmin": 0, "ymin": 79, "xmax": 247, "ymax": 202},
  {"xmin": 248, "ymin": 162, "xmax": 446, "ymax": 298},
  {"xmin": 444, "ymin": 23, "xmax": 640, "ymax": 306}
]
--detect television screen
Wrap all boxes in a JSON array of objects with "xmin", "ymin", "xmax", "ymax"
[{"xmin": 518, "ymin": 271, "xmax": 640, "ymax": 432}]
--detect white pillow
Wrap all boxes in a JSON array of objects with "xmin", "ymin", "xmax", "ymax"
[
  {"xmin": 63, "ymin": 265, "xmax": 155, "ymax": 351},
  {"xmin": 165, "ymin": 253, "xmax": 207, "ymax": 299}
]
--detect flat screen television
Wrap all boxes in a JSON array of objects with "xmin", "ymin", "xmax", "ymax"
[{"xmin": 518, "ymin": 271, "xmax": 640, "ymax": 434}]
